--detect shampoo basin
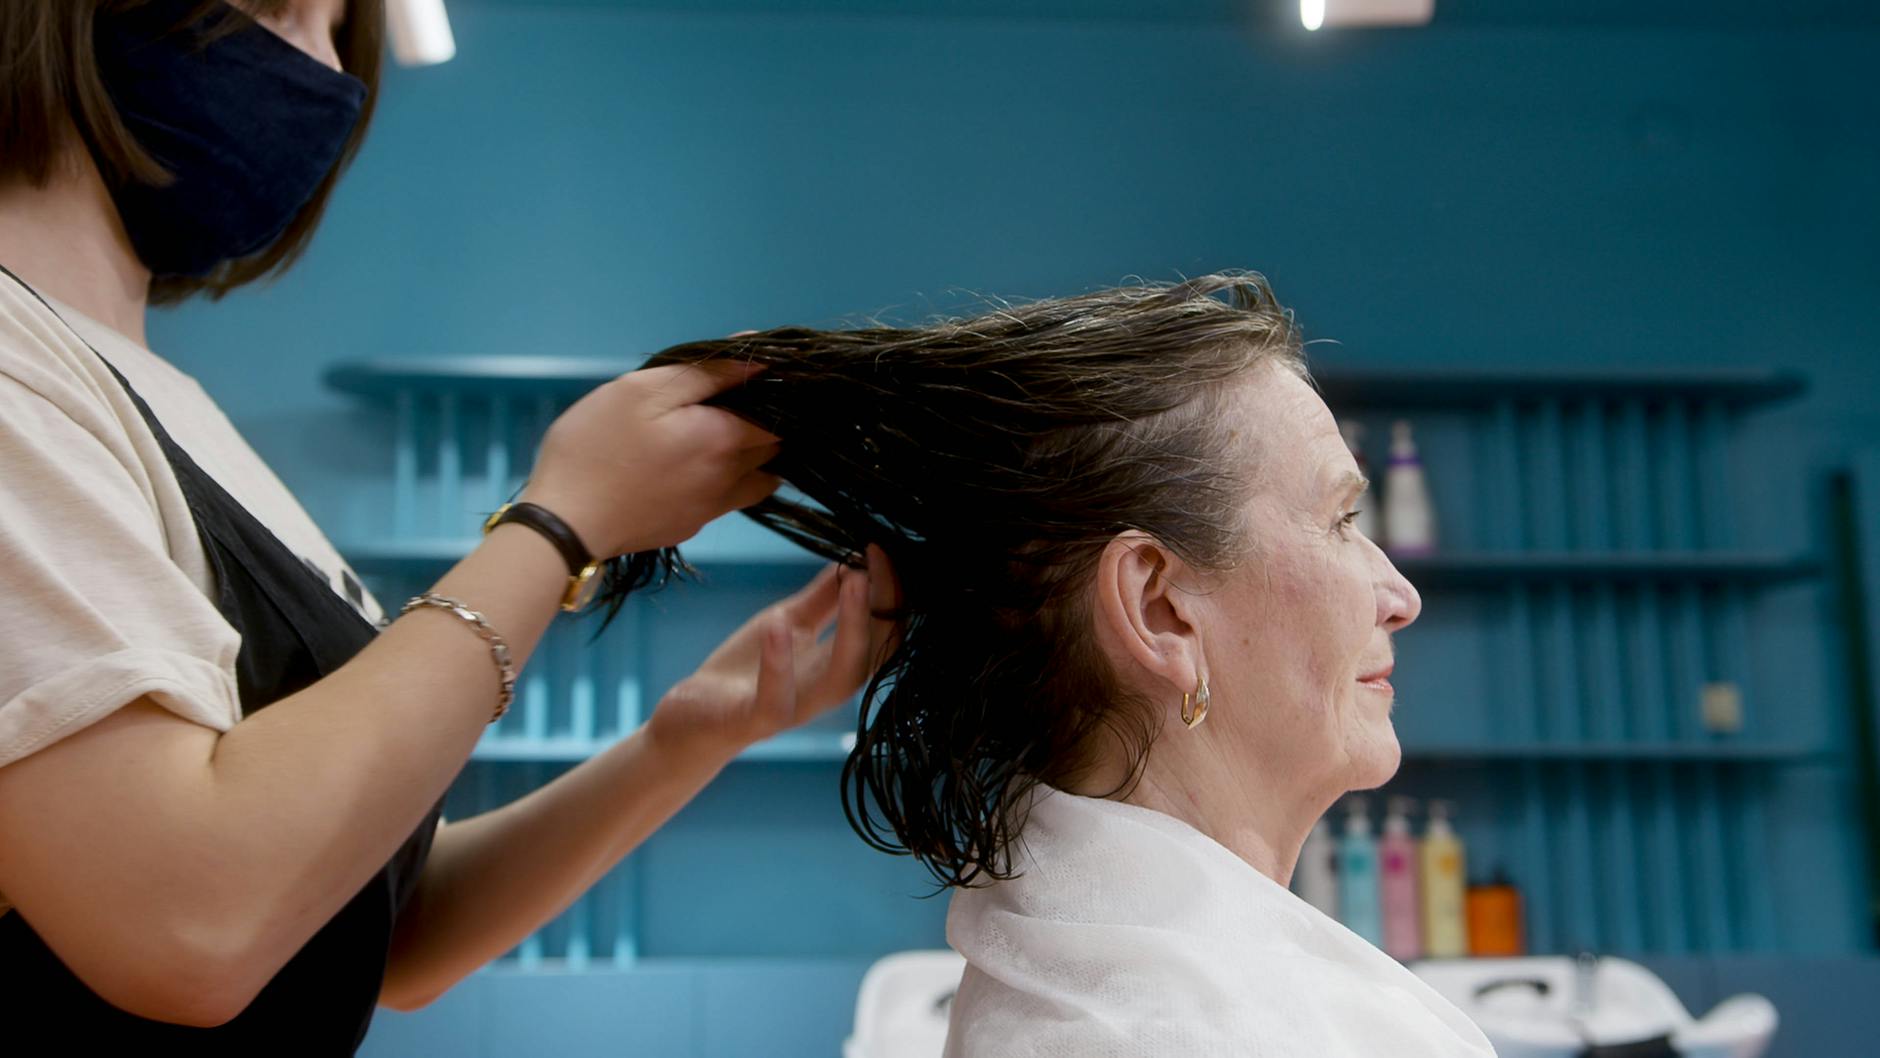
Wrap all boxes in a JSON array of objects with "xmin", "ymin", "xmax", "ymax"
[
  {"xmin": 1412, "ymin": 955, "xmax": 1777, "ymax": 1058},
  {"xmin": 844, "ymin": 950, "xmax": 966, "ymax": 1058}
]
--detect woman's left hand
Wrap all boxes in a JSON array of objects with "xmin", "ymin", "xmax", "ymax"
[{"xmin": 646, "ymin": 544, "xmax": 901, "ymax": 763}]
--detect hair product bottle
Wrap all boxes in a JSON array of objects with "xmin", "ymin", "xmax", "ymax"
[
  {"xmin": 1380, "ymin": 796, "xmax": 1424, "ymax": 961},
  {"xmin": 1339, "ymin": 797, "xmax": 1383, "ymax": 946},
  {"xmin": 1384, "ymin": 420, "xmax": 1437, "ymax": 556},
  {"xmin": 1420, "ymin": 799, "xmax": 1469, "ymax": 957},
  {"xmin": 1340, "ymin": 421, "xmax": 1379, "ymax": 541},
  {"xmin": 1466, "ymin": 867, "xmax": 1526, "ymax": 957},
  {"xmin": 1293, "ymin": 816, "xmax": 1341, "ymax": 921}
]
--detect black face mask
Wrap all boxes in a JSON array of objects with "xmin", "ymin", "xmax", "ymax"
[{"xmin": 93, "ymin": 0, "xmax": 367, "ymax": 279}]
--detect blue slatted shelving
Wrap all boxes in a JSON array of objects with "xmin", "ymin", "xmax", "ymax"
[{"xmin": 327, "ymin": 357, "xmax": 1862, "ymax": 968}]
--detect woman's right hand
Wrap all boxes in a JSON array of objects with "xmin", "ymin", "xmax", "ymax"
[{"xmin": 518, "ymin": 361, "xmax": 781, "ymax": 557}]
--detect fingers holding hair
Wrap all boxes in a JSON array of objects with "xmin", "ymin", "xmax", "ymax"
[
  {"xmin": 808, "ymin": 565, "xmax": 875, "ymax": 716},
  {"xmin": 863, "ymin": 543, "xmax": 905, "ymax": 669},
  {"xmin": 633, "ymin": 359, "xmax": 767, "ymax": 411}
]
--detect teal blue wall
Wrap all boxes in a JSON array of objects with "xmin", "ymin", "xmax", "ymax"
[
  {"xmin": 151, "ymin": 7, "xmax": 1880, "ymax": 485},
  {"xmin": 139, "ymin": 4, "xmax": 1879, "ymax": 1054}
]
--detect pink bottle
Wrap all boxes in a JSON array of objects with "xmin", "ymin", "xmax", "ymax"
[{"xmin": 1380, "ymin": 796, "xmax": 1424, "ymax": 961}]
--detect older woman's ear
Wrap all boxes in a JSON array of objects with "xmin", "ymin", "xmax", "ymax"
[{"xmin": 1091, "ymin": 531, "xmax": 1205, "ymax": 705}]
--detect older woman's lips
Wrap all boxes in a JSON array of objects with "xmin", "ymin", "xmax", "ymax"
[{"xmin": 1357, "ymin": 665, "xmax": 1394, "ymax": 694}]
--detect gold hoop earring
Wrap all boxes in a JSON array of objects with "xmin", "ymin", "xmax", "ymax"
[{"xmin": 1181, "ymin": 674, "xmax": 1211, "ymax": 729}]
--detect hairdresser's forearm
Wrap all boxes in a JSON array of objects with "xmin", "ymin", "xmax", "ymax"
[
  {"xmin": 201, "ymin": 524, "xmax": 569, "ymax": 977},
  {"xmin": 379, "ymin": 724, "xmax": 735, "ymax": 1008}
]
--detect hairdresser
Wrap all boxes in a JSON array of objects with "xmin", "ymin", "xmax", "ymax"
[{"xmin": 0, "ymin": 1, "xmax": 896, "ymax": 1049}]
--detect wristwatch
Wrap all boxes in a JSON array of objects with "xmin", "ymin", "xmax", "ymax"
[{"xmin": 482, "ymin": 502, "xmax": 603, "ymax": 611}]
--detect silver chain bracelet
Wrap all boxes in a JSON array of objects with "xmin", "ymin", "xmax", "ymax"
[{"xmin": 399, "ymin": 592, "xmax": 516, "ymax": 723}]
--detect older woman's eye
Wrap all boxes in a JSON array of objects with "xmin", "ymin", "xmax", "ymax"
[{"xmin": 1336, "ymin": 509, "xmax": 1362, "ymax": 535}]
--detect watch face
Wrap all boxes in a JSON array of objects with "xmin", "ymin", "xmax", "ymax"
[{"xmin": 564, "ymin": 563, "xmax": 603, "ymax": 611}]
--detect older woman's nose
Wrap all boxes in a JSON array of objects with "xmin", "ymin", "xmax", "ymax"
[{"xmin": 1376, "ymin": 552, "xmax": 1422, "ymax": 632}]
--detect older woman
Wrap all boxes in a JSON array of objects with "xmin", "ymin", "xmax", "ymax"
[{"xmin": 610, "ymin": 274, "xmax": 1497, "ymax": 1056}]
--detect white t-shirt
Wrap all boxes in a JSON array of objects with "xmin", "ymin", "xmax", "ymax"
[{"xmin": 0, "ymin": 273, "xmax": 381, "ymax": 913}]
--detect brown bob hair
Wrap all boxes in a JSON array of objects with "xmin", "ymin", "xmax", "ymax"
[
  {"xmin": 0, "ymin": 1, "xmax": 385, "ymax": 304},
  {"xmin": 602, "ymin": 274, "xmax": 1308, "ymax": 888}
]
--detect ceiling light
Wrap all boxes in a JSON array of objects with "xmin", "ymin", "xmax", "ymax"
[
  {"xmin": 387, "ymin": 0, "xmax": 455, "ymax": 66},
  {"xmin": 1300, "ymin": 0, "xmax": 1435, "ymax": 30}
]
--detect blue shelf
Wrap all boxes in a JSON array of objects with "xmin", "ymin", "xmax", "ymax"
[
  {"xmin": 470, "ymin": 732, "xmax": 1822, "ymax": 765},
  {"xmin": 326, "ymin": 357, "xmax": 634, "ymax": 400},
  {"xmin": 1315, "ymin": 366, "xmax": 1806, "ymax": 410},
  {"xmin": 325, "ymin": 359, "xmax": 1806, "ymax": 411},
  {"xmin": 323, "ymin": 354, "xmax": 1860, "ymax": 961},
  {"xmin": 340, "ymin": 534, "xmax": 817, "ymax": 573},
  {"xmin": 1392, "ymin": 550, "xmax": 1820, "ymax": 587},
  {"xmin": 346, "ymin": 538, "xmax": 1817, "ymax": 586},
  {"xmin": 1401, "ymin": 741, "xmax": 1826, "ymax": 762},
  {"xmin": 473, "ymin": 730, "xmax": 855, "ymax": 764}
]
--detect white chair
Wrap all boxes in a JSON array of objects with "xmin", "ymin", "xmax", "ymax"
[
  {"xmin": 1412, "ymin": 955, "xmax": 1778, "ymax": 1058},
  {"xmin": 843, "ymin": 950, "xmax": 967, "ymax": 1058}
]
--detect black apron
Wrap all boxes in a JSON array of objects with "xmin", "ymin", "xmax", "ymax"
[{"xmin": 0, "ymin": 267, "xmax": 444, "ymax": 1053}]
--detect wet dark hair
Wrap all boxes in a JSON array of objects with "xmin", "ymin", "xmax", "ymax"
[
  {"xmin": 0, "ymin": 0, "xmax": 385, "ymax": 304},
  {"xmin": 602, "ymin": 273, "xmax": 1308, "ymax": 888}
]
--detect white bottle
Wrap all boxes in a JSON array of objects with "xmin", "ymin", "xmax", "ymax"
[
  {"xmin": 1340, "ymin": 421, "xmax": 1379, "ymax": 541},
  {"xmin": 1384, "ymin": 420, "xmax": 1437, "ymax": 556},
  {"xmin": 1293, "ymin": 816, "xmax": 1340, "ymax": 920}
]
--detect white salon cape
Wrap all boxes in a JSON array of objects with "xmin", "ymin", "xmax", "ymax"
[{"xmin": 943, "ymin": 788, "xmax": 1498, "ymax": 1057}]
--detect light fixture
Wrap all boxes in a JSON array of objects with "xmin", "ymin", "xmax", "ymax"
[
  {"xmin": 1300, "ymin": 0, "xmax": 1434, "ymax": 30},
  {"xmin": 387, "ymin": 0, "xmax": 456, "ymax": 66}
]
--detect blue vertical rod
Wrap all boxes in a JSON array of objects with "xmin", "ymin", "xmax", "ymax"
[
  {"xmin": 1660, "ymin": 401, "xmax": 1709, "ymax": 951},
  {"xmin": 1662, "ymin": 399, "xmax": 1731, "ymax": 951},
  {"xmin": 515, "ymin": 764, "xmax": 544, "ymax": 970},
  {"xmin": 1504, "ymin": 404, "xmax": 1564, "ymax": 950},
  {"xmin": 391, "ymin": 389, "xmax": 417, "ymax": 539},
  {"xmin": 1633, "ymin": 403, "xmax": 1686, "ymax": 953},
  {"xmin": 1522, "ymin": 762, "xmax": 1556, "ymax": 952},
  {"xmin": 566, "ymin": 884, "xmax": 592, "ymax": 970},
  {"xmin": 614, "ymin": 857, "xmax": 640, "ymax": 966},
  {"xmin": 1534, "ymin": 400, "xmax": 1569, "ymax": 743},
  {"xmin": 532, "ymin": 394, "xmax": 557, "ymax": 482},
  {"xmin": 1493, "ymin": 401, "xmax": 1537, "ymax": 746},
  {"xmin": 1614, "ymin": 401, "xmax": 1652, "ymax": 550},
  {"xmin": 1650, "ymin": 764, "xmax": 1688, "ymax": 954},
  {"xmin": 1539, "ymin": 401, "xmax": 1598, "ymax": 944},
  {"xmin": 436, "ymin": 392, "xmax": 460, "ymax": 538},
  {"xmin": 1695, "ymin": 401, "xmax": 1767, "ymax": 949},
  {"xmin": 1474, "ymin": 403, "xmax": 1509, "ymax": 554},
  {"xmin": 1698, "ymin": 402, "xmax": 1772, "ymax": 949},
  {"xmin": 1491, "ymin": 399, "xmax": 1551, "ymax": 949},
  {"xmin": 1607, "ymin": 762, "xmax": 1644, "ymax": 951},
  {"xmin": 1582, "ymin": 401, "xmax": 1625, "ymax": 742},
  {"xmin": 523, "ymin": 627, "xmax": 552, "ymax": 743},
  {"xmin": 486, "ymin": 395, "xmax": 512, "ymax": 516},
  {"xmin": 1736, "ymin": 768, "xmax": 1778, "ymax": 951},
  {"xmin": 571, "ymin": 617, "xmax": 597, "ymax": 744},
  {"xmin": 475, "ymin": 764, "xmax": 525, "ymax": 967},
  {"xmin": 1578, "ymin": 400, "xmax": 1634, "ymax": 947},
  {"xmin": 1657, "ymin": 400, "xmax": 1701, "ymax": 744},
  {"xmin": 1496, "ymin": 401, "xmax": 1556, "ymax": 948}
]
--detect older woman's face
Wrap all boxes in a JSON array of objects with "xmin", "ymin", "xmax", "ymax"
[{"xmin": 1199, "ymin": 362, "xmax": 1422, "ymax": 804}]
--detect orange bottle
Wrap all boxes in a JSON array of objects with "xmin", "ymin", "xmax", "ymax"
[{"xmin": 1465, "ymin": 869, "xmax": 1525, "ymax": 957}]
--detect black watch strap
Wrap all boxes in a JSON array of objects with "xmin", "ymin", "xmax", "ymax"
[{"xmin": 486, "ymin": 502, "xmax": 594, "ymax": 576}]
